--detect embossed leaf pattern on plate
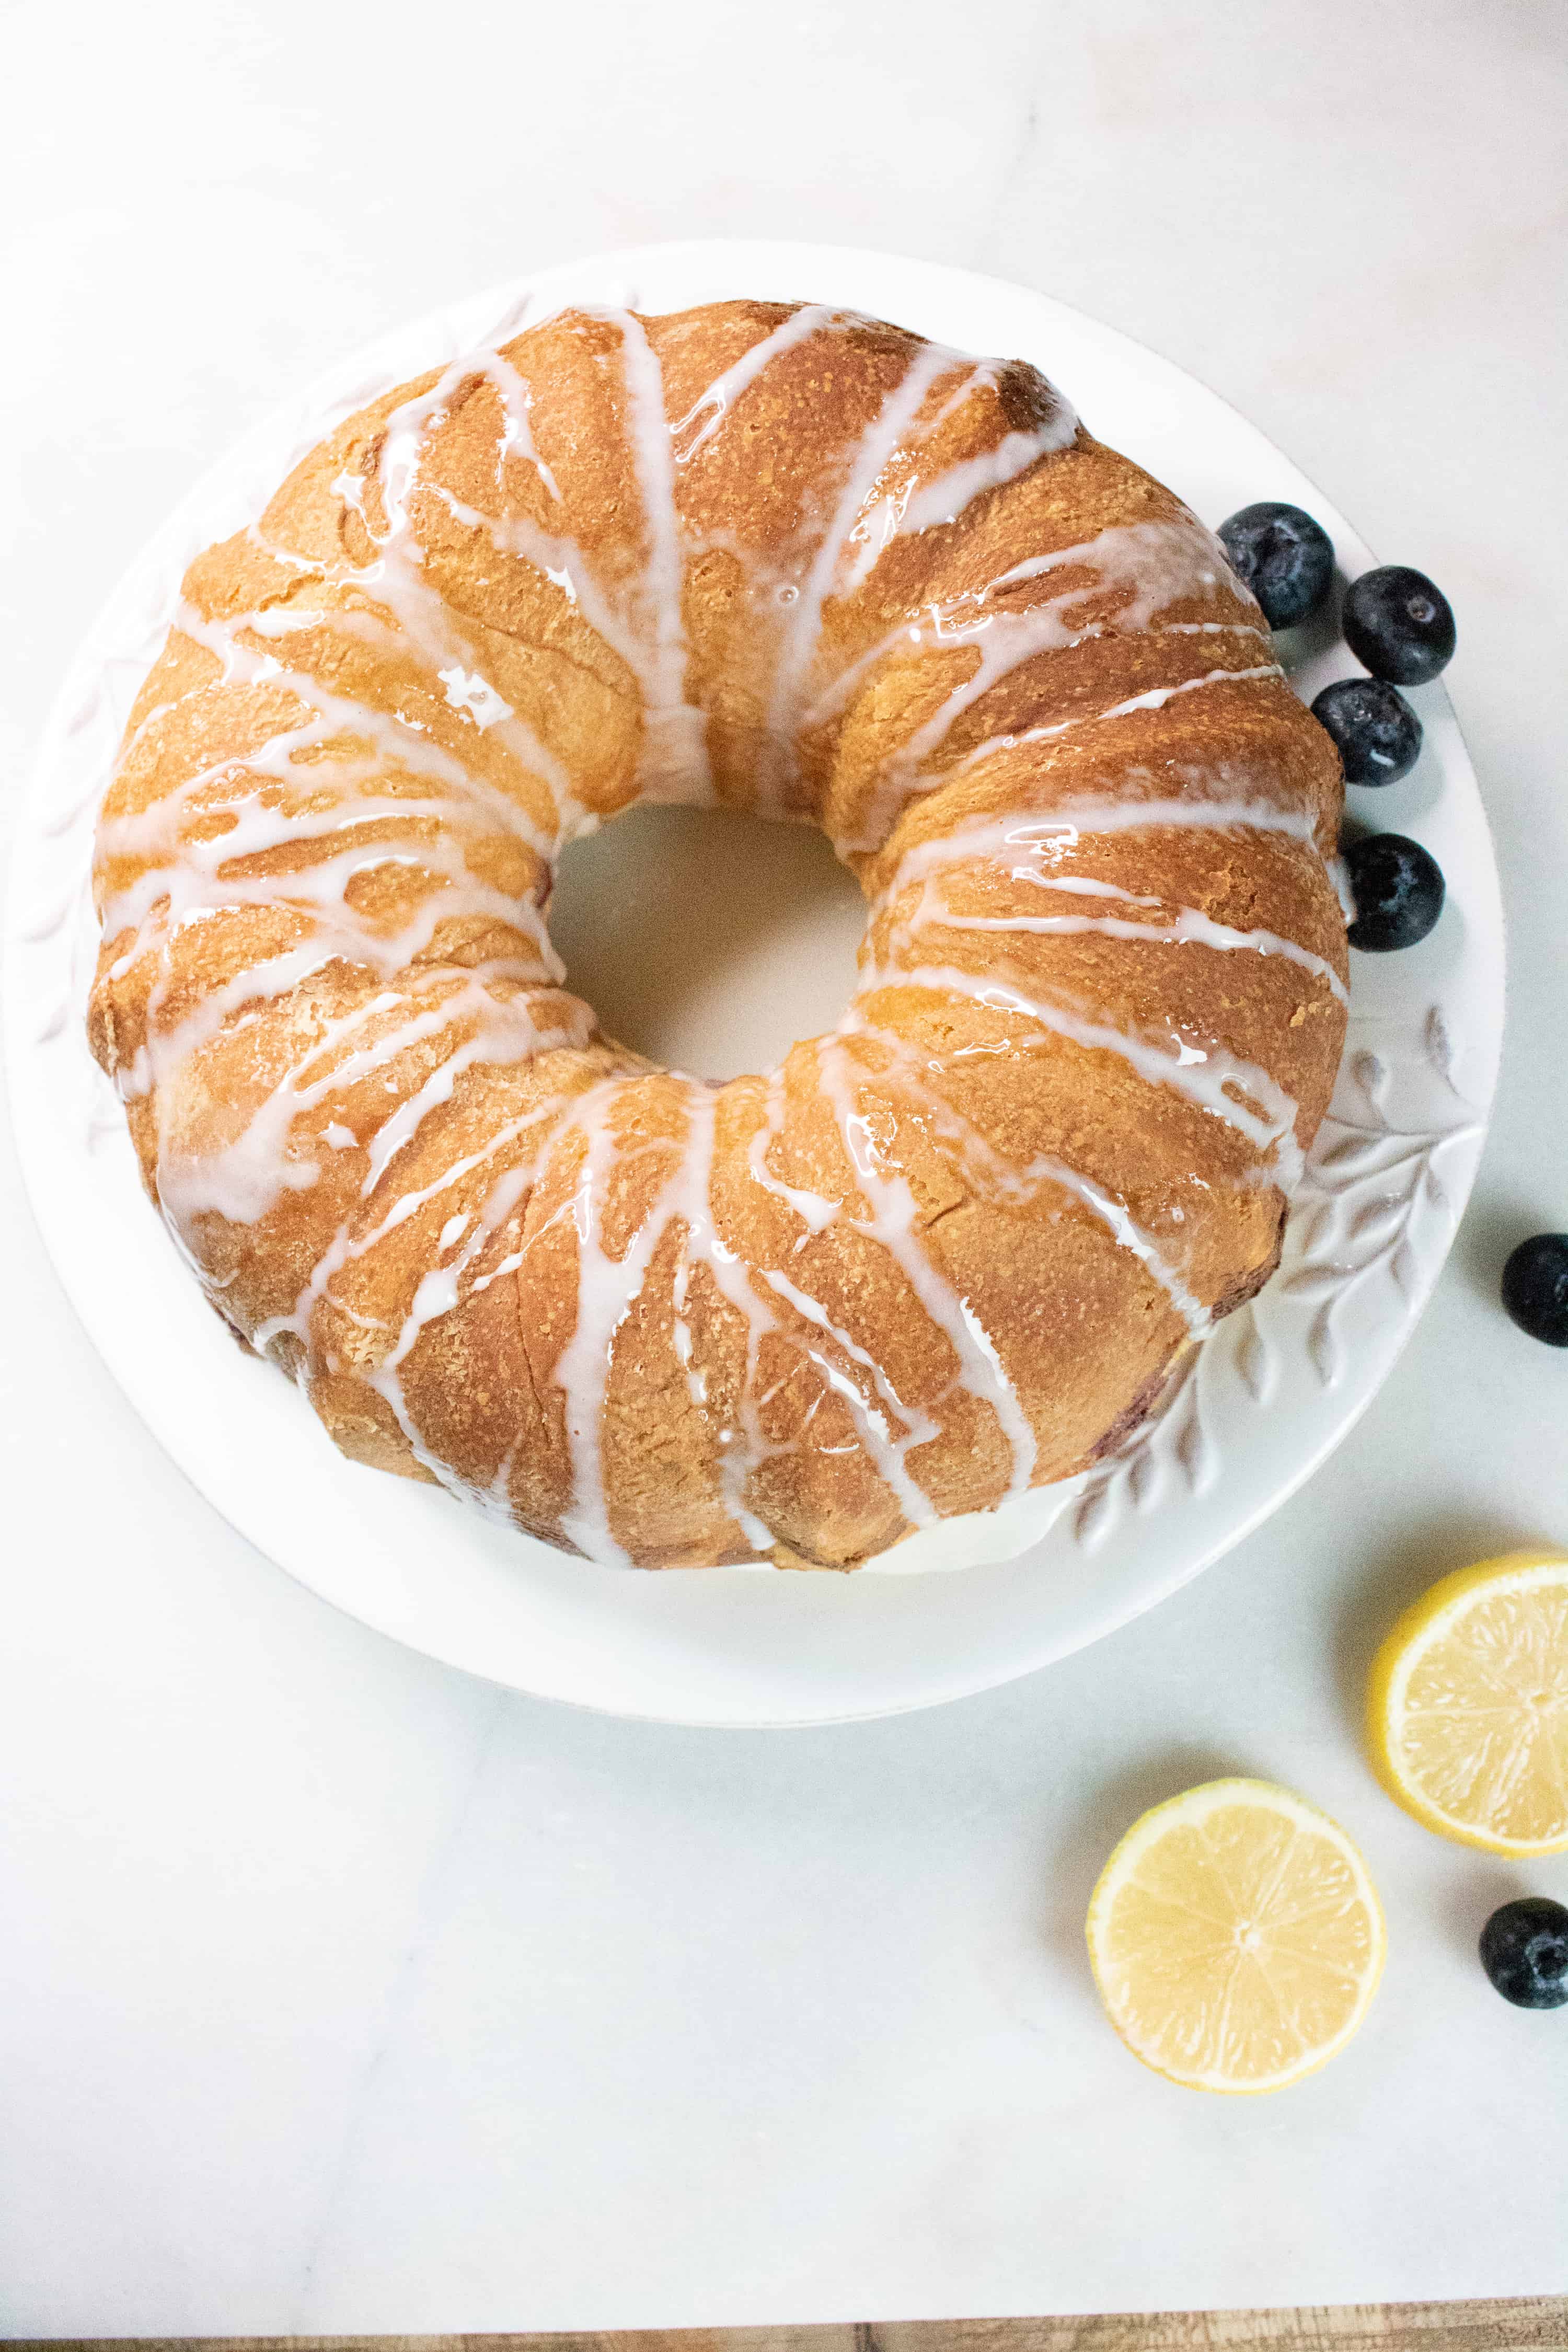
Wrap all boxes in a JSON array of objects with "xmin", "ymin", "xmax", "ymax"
[{"xmin": 1073, "ymin": 1006, "xmax": 1480, "ymax": 1552}]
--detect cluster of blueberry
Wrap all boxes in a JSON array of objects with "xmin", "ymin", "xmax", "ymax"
[
  {"xmin": 1217, "ymin": 500, "xmax": 1454, "ymax": 954},
  {"xmin": 1219, "ymin": 503, "xmax": 1568, "ymax": 1356}
]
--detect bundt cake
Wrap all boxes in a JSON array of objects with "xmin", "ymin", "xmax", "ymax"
[{"xmin": 87, "ymin": 298, "xmax": 1348, "ymax": 1571}]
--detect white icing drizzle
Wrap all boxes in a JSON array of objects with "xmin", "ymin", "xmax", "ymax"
[
  {"xmin": 939, "ymin": 900, "xmax": 1345, "ymax": 1003},
  {"xmin": 763, "ymin": 343, "xmax": 958, "ymax": 802},
  {"xmin": 545, "ymin": 1058, "xmax": 1014, "ymax": 1562},
  {"xmin": 99, "ymin": 582, "xmax": 575, "ymax": 1254},
  {"xmin": 806, "ymin": 518, "xmax": 1263, "ymax": 737},
  {"xmin": 904, "ymin": 868, "xmax": 1348, "ymax": 1006},
  {"xmin": 652, "ymin": 1082, "xmax": 780, "ymax": 1553},
  {"xmin": 885, "ymin": 794, "xmax": 1330, "ymax": 895},
  {"xmin": 257, "ymin": 1096, "xmax": 559, "ymax": 1357},
  {"xmin": 483, "ymin": 348, "xmax": 563, "ymax": 505},
  {"xmin": 832, "ymin": 1012, "xmax": 1211, "ymax": 1340},
  {"xmin": 857, "ymin": 959, "xmax": 1305, "ymax": 1190},
  {"xmin": 840, "ymin": 403, "xmax": 1081, "ymax": 597},
  {"xmin": 92, "ymin": 297, "xmax": 1344, "ymax": 1569},
  {"xmin": 172, "ymin": 602, "xmax": 559, "ymax": 840},
  {"xmin": 547, "ymin": 1071, "xmax": 944, "ymax": 1564},
  {"xmin": 101, "ymin": 614, "xmax": 591, "ymax": 1393},
  {"xmin": 537, "ymin": 1077, "xmax": 785, "ymax": 1564},
  {"xmin": 745, "ymin": 1068, "xmax": 840, "ymax": 1237},
  {"xmin": 813, "ymin": 1029, "xmax": 1039, "ymax": 1504},
  {"xmin": 590, "ymin": 308, "xmax": 712, "ymax": 802},
  {"xmin": 890, "ymin": 411, "xmax": 1079, "ymax": 539},
  {"xmin": 671, "ymin": 303, "xmax": 844, "ymax": 460},
  {"xmin": 745, "ymin": 1048, "xmax": 1048, "ymax": 1513},
  {"xmin": 940, "ymin": 665, "xmax": 1283, "ymax": 793},
  {"xmin": 336, "ymin": 456, "xmax": 586, "ymax": 841},
  {"xmin": 829, "ymin": 513, "xmax": 1279, "ymax": 851},
  {"xmin": 417, "ymin": 304, "xmax": 726, "ymax": 805},
  {"xmin": 157, "ymin": 977, "xmax": 590, "ymax": 1230},
  {"xmin": 550, "ymin": 1082, "xmax": 659, "ymax": 1564},
  {"xmin": 431, "ymin": 485, "xmax": 690, "ymax": 756},
  {"xmin": 760, "ymin": 1260, "xmax": 943, "ymax": 1528}
]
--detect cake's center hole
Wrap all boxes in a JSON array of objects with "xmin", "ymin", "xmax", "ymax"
[{"xmin": 548, "ymin": 804, "xmax": 867, "ymax": 1080}]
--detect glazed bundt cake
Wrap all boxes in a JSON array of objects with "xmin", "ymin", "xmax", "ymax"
[{"xmin": 88, "ymin": 299, "xmax": 1347, "ymax": 1570}]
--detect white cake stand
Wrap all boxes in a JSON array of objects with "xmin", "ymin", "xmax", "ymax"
[{"xmin": 2, "ymin": 241, "xmax": 1503, "ymax": 1725}]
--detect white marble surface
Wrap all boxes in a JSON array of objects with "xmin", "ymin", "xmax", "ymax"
[{"xmin": 1, "ymin": 0, "xmax": 1566, "ymax": 2333}]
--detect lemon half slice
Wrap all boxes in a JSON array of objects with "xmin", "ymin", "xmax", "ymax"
[
  {"xmin": 1367, "ymin": 1549, "xmax": 1568, "ymax": 1856},
  {"xmin": 1086, "ymin": 1778, "xmax": 1386, "ymax": 2094}
]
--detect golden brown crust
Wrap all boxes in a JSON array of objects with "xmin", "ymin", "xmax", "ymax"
[{"xmin": 87, "ymin": 299, "xmax": 1346, "ymax": 1569}]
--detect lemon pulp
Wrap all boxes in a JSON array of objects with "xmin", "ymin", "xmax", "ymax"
[
  {"xmin": 1367, "ymin": 1550, "xmax": 1568, "ymax": 1856},
  {"xmin": 1086, "ymin": 1777, "xmax": 1385, "ymax": 2094}
]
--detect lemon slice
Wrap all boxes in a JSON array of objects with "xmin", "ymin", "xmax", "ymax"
[
  {"xmin": 1367, "ymin": 1549, "xmax": 1568, "ymax": 1856},
  {"xmin": 1085, "ymin": 1778, "xmax": 1386, "ymax": 2094}
]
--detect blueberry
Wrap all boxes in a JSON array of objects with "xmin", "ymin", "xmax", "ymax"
[
  {"xmin": 1342, "ymin": 566, "xmax": 1456, "ymax": 684},
  {"xmin": 1343, "ymin": 833, "xmax": 1445, "ymax": 951},
  {"xmin": 1480, "ymin": 1898, "xmax": 1568, "ymax": 2010},
  {"xmin": 1501, "ymin": 1234, "xmax": 1568, "ymax": 1347},
  {"xmin": 1311, "ymin": 678, "xmax": 1423, "ymax": 786},
  {"xmin": 1217, "ymin": 501, "xmax": 1335, "ymax": 630}
]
